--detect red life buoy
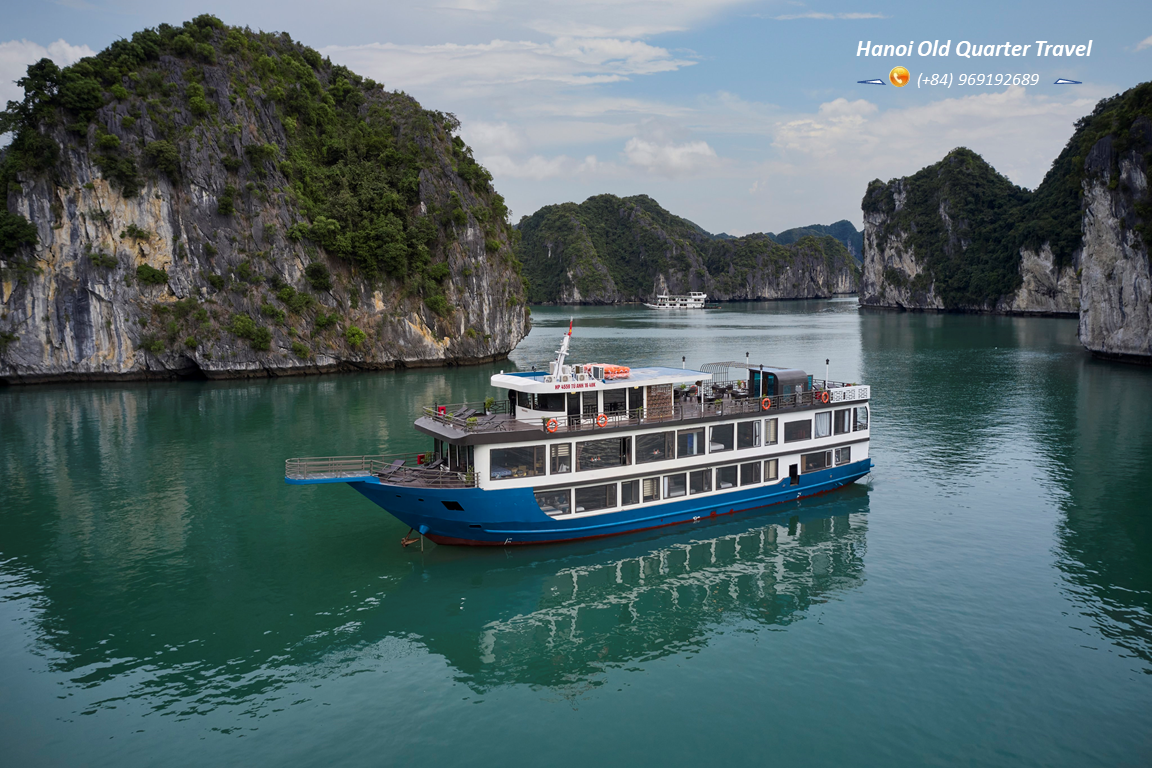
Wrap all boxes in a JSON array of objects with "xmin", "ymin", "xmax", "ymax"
[
  {"xmin": 596, "ymin": 413, "xmax": 608, "ymax": 428},
  {"xmin": 546, "ymin": 418, "xmax": 559, "ymax": 433},
  {"xmin": 761, "ymin": 397, "xmax": 772, "ymax": 410},
  {"xmin": 820, "ymin": 391, "xmax": 830, "ymax": 404}
]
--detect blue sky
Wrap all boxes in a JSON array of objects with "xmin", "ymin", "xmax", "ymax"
[{"xmin": 3, "ymin": 1, "xmax": 1151, "ymax": 234}]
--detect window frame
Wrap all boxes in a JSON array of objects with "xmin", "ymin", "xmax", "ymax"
[
  {"xmin": 709, "ymin": 423, "xmax": 734, "ymax": 453},
  {"xmin": 689, "ymin": 468, "xmax": 712, "ymax": 495},
  {"xmin": 574, "ymin": 483, "xmax": 618, "ymax": 513},
  {"xmin": 765, "ymin": 458, "xmax": 779, "ymax": 481},
  {"xmin": 549, "ymin": 442, "xmax": 572, "ymax": 474},
  {"xmin": 576, "ymin": 436, "xmax": 632, "ymax": 472},
  {"xmin": 663, "ymin": 473, "xmax": 687, "ymax": 499},
  {"xmin": 814, "ymin": 410, "xmax": 832, "ymax": 439},
  {"xmin": 636, "ymin": 431, "xmax": 675, "ymax": 464},
  {"xmin": 740, "ymin": 461, "xmax": 761, "ymax": 486},
  {"xmin": 716, "ymin": 465, "xmax": 738, "ymax": 489},
  {"xmin": 765, "ymin": 417, "xmax": 778, "ymax": 445},
  {"xmin": 490, "ymin": 445, "xmax": 546, "ymax": 480},
  {"xmin": 736, "ymin": 420, "xmax": 760, "ymax": 450},
  {"xmin": 677, "ymin": 427, "xmax": 706, "ymax": 458},
  {"xmin": 535, "ymin": 488, "xmax": 571, "ymax": 516}
]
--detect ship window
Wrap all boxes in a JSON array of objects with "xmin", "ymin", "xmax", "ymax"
[
  {"xmin": 854, "ymin": 406, "xmax": 869, "ymax": 431},
  {"xmin": 516, "ymin": 391, "xmax": 533, "ymax": 409},
  {"xmin": 537, "ymin": 393, "xmax": 565, "ymax": 412},
  {"xmin": 689, "ymin": 468, "xmax": 712, "ymax": 495},
  {"xmin": 740, "ymin": 462, "xmax": 761, "ymax": 486},
  {"xmin": 535, "ymin": 489, "xmax": 570, "ymax": 517},
  {"xmin": 621, "ymin": 479, "xmax": 640, "ymax": 506},
  {"xmin": 663, "ymin": 473, "xmax": 687, "ymax": 499},
  {"xmin": 815, "ymin": 411, "xmax": 831, "ymax": 438},
  {"xmin": 550, "ymin": 443, "xmax": 571, "ymax": 474},
  {"xmin": 602, "ymin": 388, "xmax": 627, "ymax": 414},
  {"xmin": 576, "ymin": 437, "xmax": 631, "ymax": 471},
  {"xmin": 834, "ymin": 408, "xmax": 851, "ymax": 435},
  {"xmin": 765, "ymin": 458, "xmax": 779, "ymax": 481},
  {"xmin": 737, "ymin": 420, "xmax": 760, "ymax": 449},
  {"xmin": 490, "ymin": 445, "xmax": 545, "ymax": 480},
  {"xmin": 784, "ymin": 419, "xmax": 811, "ymax": 443},
  {"xmin": 709, "ymin": 424, "xmax": 734, "ymax": 452},
  {"xmin": 835, "ymin": 447, "xmax": 851, "ymax": 466},
  {"xmin": 575, "ymin": 484, "xmax": 617, "ymax": 513},
  {"xmin": 677, "ymin": 428, "xmax": 705, "ymax": 457},
  {"xmin": 637, "ymin": 431, "xmax": 674, "ymax": 463},
  {"xmin": 765, "ymin": 418, "xmax": 778, "ymax": 445},
  {"xmin": 442, "ymin": 500, "xmax": 464, "ymax": 511},
  {"xmin": 642, "ymin": 477, "xmax": 661, "ymax": 502},
  {"xmin": 628, "ymin": 387, "xmax": 643, "ymax": 415},
  {"xmin": 801, "ymin": 450, "xmax": 832, "ymax": 473},
  {"xmin": 716, "ymin": 465, "xmax": 737, "ymax": 489}
]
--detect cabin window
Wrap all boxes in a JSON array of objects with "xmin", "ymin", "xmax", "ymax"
[
  {"xmin": 835, "ymin": 447, "xmax": 851, "ymax": 466},
  {"xmin": 575, "ymin": 484, "xmax": 617, "ymax": 513},
  {"xmin": 740, "ymin": 462, "xmax": 761, "ymax": 486},
  {"xmin": 801, "ymin": 450, "xmax": 832, "ymax": 473},
  {"xmin": 677, "ymin": 428, "xmax": 706, "ymax": 458},
  {"xmin": 550, "ymin": 443, "xmax": 572, "ymax": 474},
  {"xmin": 646, "ymin": 384, "xmax": 673, "ymax": 418},
  {"xmin": 621, "ymin": 479, "xmax": 641, "ymax": 506},
  {"xmin": 854, "ymin": 406, "xmax": 869, "ymax": 431},
  {"xmin": 834, "ymin": 408, "xmax": 851, "ymax": 435},
  {"xmin": 765, "ymin": 458, "xmax": 779, "ymax": 481},
  {"xmin": 537, "ymin": 393, "xmax": 565, "ymax": 412},
  {"xmin": 663, "ymin": 473, "xmax": 687, "ymax": 499},
  {"xmin": 814, "ymin": 411, "xmax": 831, "ymax": 438},
  {"xmin": 784, "ymin": 419, "xmax": 812, "ymax": 443},
  {"xmin": 637, "ymin": 431, "xmax": 675, "ymax": 463},
  {"xmin": 628, "ymin": 387, "xmax": 644, "ymax": 415},
  {"xmin": 576, "ymin": 437, "xmax": 631, "ymax": 471},
  {"xmin": 535, "ymin": 489, "xmax": 571, "ymax": 517},
  {"xmin": 765, "ymin": 418, "xmax": 778, "ymax": 445},
  {"xmin": 642, "ymin": 477, "xmax": 661, "ymax": 502},
  {"xmin": 737, "ymin": 420, "xmax": 760, "ymax": 449},
  {"xmin": 716, "ymin": 465, "xmax": 737, "ymax": 489},
  {"xmin": 491, "ymin": 445, "xmax": 545, "ymax": 480},
  {"xmin": 689, "ymin": 468, "xmax": 712, "ymax": 495},
  {"xmin": 602, "ymin": 388, "xmax": 627, "ymax": 414},
  {"xmin": 516, "ymin": 391, "xmax": 533, "ymax": 409},
  {"xmin": 709, "ymin": 424, "xmax": 734, "ymax": 452}
]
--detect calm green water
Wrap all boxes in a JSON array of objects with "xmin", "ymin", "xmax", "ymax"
[{"xmin": 3, "ymin": 299, "xmax": 1151, "ymax": 767}]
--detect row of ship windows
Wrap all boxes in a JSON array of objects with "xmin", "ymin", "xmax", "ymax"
[
  {"xmin": 490, "ymin": 406, "xmax": 868, "ymax": 481},
  {"xmin": 535, "ymin": 447, "xmax": 853, "ymax": 517}
]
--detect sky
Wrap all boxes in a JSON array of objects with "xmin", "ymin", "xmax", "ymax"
[{"xmin": 2, "ymin": 1, "xmax": 1151, "ymax": 235}]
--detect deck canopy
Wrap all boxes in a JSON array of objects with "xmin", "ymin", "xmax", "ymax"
[{"xmin": 491, "ymin": 366, "xmax": 708, "ymax": 394}]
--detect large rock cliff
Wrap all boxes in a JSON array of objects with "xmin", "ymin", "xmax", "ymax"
[
  {"xmin": 517, "ymin": 194, "xmax": 859, "ymax": 304},
  {"xmin": 0, "ymin": 16, "xmax": 528, "ymax": 383}
]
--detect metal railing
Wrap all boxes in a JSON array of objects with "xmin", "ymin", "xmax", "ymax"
[{"xmin": 285, "ymin": 452, "xmax": 479, "ymax": 488}]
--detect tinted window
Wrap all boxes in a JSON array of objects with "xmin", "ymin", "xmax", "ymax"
[
  {"xmin": 740, "ymin": 462, "xmax": 761, "ymax": 486},
  {"xmin": 709, "ymin": 424, "xmax": 734, "ymax": 452},
  {"xmin": 621, "ymin": 479, "xmax": 640, "ymax": 506},
  {"xmin": 535, "ymin": 489, "xmax": 570, "ymax": 516},
  {"xmin": 835, "ymin": 447, "xmax": 851, "ymax": 465},
  {"xmin": 764, "ymin": 458, "xmax": 779, "ymax": 481},
  {"xmin": 550, "ymin": 443, "xmax": 571, "ymax": 474},
  {"xmin": 637, "ymin": 432, "xmax": 674, "ymax": 464},
  {"xmin": 854, "ymin": 406, "xmax": 869, "ymax": 431},
  {"xmin": 577, "ymin": 437, "xmax": 631, "ymax": 471},
  {"xmin": 491, "ymin": 445, "xmax": 545, "ymax": 479},
  {"xmin": 575, "ymin": 484, "xmax": 617, "ymax": 512},
  {"xmin": 689, "ymin": 469, "xmax": 712, "ymax": 495},
  {"xmin": 716, "ymin": 465, "xmax": 737, "ymax": 489},
  {"xmin": 801, "ymin": 451, "xmax": 831, "ymax": 473},
  {"xmin": 677, "ymin": 428, "xmax": 705, "ymax": 457},
  {"xmin": 664, "ymin": 473, "xmax": 687, "ymax": 498},
  {"xmin": 784, "ymin": 420, "xmax": 811, "ymax": 442},
  {"xmin": 537, "ymin": 393, "xmax": 566, "ymax": 411},
  {"xmin": 834, "ymin": 409, "xmax": 851, "ymax": 435},
  {"xmin": 737, "ymin": 420, "xmax": 760, "ymax": 449},
  {"xmin": 602, "ymin": 388, "xmax": 627, "ymax": 413}
]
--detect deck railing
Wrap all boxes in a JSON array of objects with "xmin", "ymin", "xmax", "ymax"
[{"xmin": 285, "ymin": 452, "xmax": 479, "ymax": 488}]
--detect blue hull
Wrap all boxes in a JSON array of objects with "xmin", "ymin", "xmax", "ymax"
[{"xmin": 297, "ymin": 459, "xmax": 872, "ymax": 546}]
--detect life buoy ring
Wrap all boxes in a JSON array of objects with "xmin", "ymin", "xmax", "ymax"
[
  {"xmin": 546, "ymin": 418, "xmax": 559, "ymax": 433},
  {"xmin": 761, "ymin": 397, "xmax": 772, "ymax": 411},
  {"xmin": 819, "ymin": 391, "xmax": 830, "ymax": 404},
  {"xmin": 596, "ymin": 413, "xmax": 608, "ymax": 428}
]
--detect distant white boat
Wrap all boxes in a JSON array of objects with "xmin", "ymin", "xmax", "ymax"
[{"xmin": 644, "ymin": 292, "xmax": 714, "ymax": 309}]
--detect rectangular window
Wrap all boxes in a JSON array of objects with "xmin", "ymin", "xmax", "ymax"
[
  {"xmin": 576, "ymin": 437, "xmax": 631, "ymax": 471},
  {"xmin": 765, "ymin": 458, "xmax": 779, "ymax": 481},
  {"xmin": 574, "ymin": 484, "xmax": 617, "ymax": 513},
  {"xmin": 621, "ymin": 479, "xmax": 640, "ymax": 506},
  {"xmin": 642, "ymin": 477, "xmax": 661, "ymax": 502},
  {"xmin": 664, "ymin": 473, "xmax": 687, "ymax": 498},
  {"xmin": 677, "ymin": 428, "xmax": 706, "ymax": 458},
  {"xmin": 834, "ymin": 408, "xmax": 851, "ymax": 435},
  {"xmin": 602, "ymin": 388, "xmax": 627, "ymax": 414},
  {"xmin": 627, "ymin": 387, "xmax": 643, "ymax": 415},
  {"xmin": 689, "ymin": 468, "xmax": 712, "ymax": 495},
  {"xmin": 765, "ymin": 418, "xmax": 778, "ymax": 445},
  {"xmin": 709, "ymin": 424, "xmax": 734, "ymax": 452},
  {"xmin": 537, "ymin": 393, "xmax": 565, "ymax": 412},
  {"xmin": 516, "ymin": 391, "xmax": 534, "ymax": 409},
  {"xmin": 535, "ymin": 489, "xmax": 571, "ymax": 517},
  {"xmin": 854, "ymin": 406, "xmax": 869, "ymax": 431},
  {"xmin": 491, "ymin": 445, "xmax": 545, "ymax": 480},
  {"xmin": 815, "ymin": 411, "xmax": 831, "ymax": 438},
  {"xmin": 737, "ymin": 420, "xmax": 760, "ymax": 449},
  {"xmin": 801, "ymin": 450, "xmax": 832, "ymax": 473},
  {"xmin": 716, "ymin": 465, "xmax": 737, "ymax": 489},
  {"xmin": 740, "ymin": 462, "xmax": 761, "ymax": 486},
  {"xmin": 636, "ymin": 431, "xmax": 675, "ymax": 464},
  {"xmin": 835, "ymin": 447, "xmax": 852, "ymax": 466},
  {"xmin": 784, "ymin": 420, "xmax": 812, "ymax": 443},
  {"xmin": 550, "ymin": 443, "xmax": 571, "ymax": 474}
]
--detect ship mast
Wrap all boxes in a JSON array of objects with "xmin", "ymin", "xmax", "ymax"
[{"xmin": 553, "ymin": 319, "xmax": 573, "ymax": 375}]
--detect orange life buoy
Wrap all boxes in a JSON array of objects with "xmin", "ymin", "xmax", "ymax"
[
  {"xmin": 546, "ymin": 418, "xmax": 558, "ymax": 433},
  {"xmin": 820, "ymin": 391, "xmax": 830, "ymax": 404},
  {"xmin": 596, "ymin": 413, "xmax": 608, "ymax": 428},
  {"xmin": 761, "ymin": 397, "xmax": 772, "ymax": 411}
]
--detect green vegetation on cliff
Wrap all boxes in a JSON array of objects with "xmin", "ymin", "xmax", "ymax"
[{"xmin": 516, "ymin": 194, "xmax": 859, "ymax": 304}]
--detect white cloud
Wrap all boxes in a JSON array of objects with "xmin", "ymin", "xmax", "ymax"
[
  {"xmin": 623, "ymin": 137, "xmax": 718, "ymax": 175},
  {"xmin": 438, "ymin": 0, "xmax": 757, "ymax": 38},
  {"xmin": 1136, "ymin": 34, "xmax": 1152, "ymax": 51},
  {"xmin": 0, "ymin": 38, "xmax": 95, "ymax": 108},
  {"xmin": 481, "ymin": 153, "xmax": 610, "ymax": 180},
  {"xmin": 769, "ymin": 12, "xmax": 886, "ymax": 20}
]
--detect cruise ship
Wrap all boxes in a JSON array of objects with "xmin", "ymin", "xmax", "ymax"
[
  {"xmin": 285, "ymin": 328, "xmax": 872, "ymax": 546},
  {"xmin": 644, "ymin": 292, "xmax": 713, "ymax": 309}
]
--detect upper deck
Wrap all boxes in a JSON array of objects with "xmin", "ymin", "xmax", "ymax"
[{"xmin": 490, "ymin": 365, "xmax": 706, "ymax": 395}]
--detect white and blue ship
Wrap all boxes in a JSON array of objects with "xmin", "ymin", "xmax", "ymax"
[{"xmin": 285, "ymin": 328, "xmax": 872, "ymax": 546}]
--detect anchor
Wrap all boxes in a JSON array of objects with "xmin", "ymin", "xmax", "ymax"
[{"xmin": 401, "ymin": 525, "xmax": 430, "ymax": 551}]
